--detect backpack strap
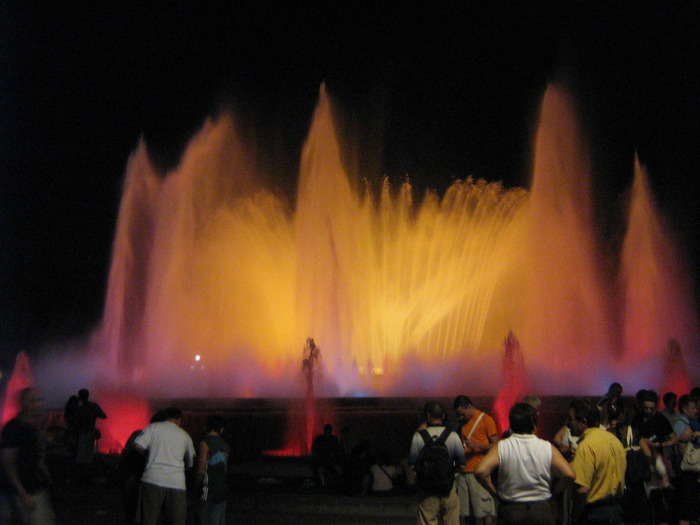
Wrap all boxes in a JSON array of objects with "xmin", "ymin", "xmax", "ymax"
[
  {"xmin": 420, "ymin": 427, "xmax": 451, "ymax": 445},
  {"xmin": 466, "ymin": 413, "xmax": 485, "ymax": 439},
  {"xmin": 437, "ymin": 427, "xmax": 452, "ymax": 444}
]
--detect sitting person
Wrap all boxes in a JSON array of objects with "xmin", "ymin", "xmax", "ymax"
[{"xmin": 370, "ymin": 449, "xmax": 397, "ymax": 495}]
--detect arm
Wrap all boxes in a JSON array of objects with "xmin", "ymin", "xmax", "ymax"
[
  {"xmin": 474, "ymin": 443, "xmax": 499, "ymax": 498},
  {"xmin": 677, "ymin": 426, "xmax": 698, "ymax": 454},
  {"xmin": 185, "ymin": 438, "xmax": 196, "ymax": 469},
  {"xmin": 662, "ymin": 432, "xmax": 677, "ymax": 449},
  {"xmin": 408, "ymin": 432, "xmax": 423, "ymax": 466},
  {"xmin": 550, "ymin": 444, "xmax": 575, "ymax": 494},
  {"xmin": 553, "ymin": 425, "xmax": 571, "ymax": 454},
  {"xmin": 464, "ymin": 432, "xmax": 499, "ymax": 452},
  {"xmin": 195, "ymin": 439, "xmax": 209, "ymax": 483},
  {"xmin": 656, "ymin": 418, "xmax": 677, "ymax": 449}
]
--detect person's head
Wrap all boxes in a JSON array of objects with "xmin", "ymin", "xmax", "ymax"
[
  {"xmin": 150, "ymin": 409, "xmax": 168, "ymax": 423},
  {"xmin": 163, "ymin": 406, "xmax": 183, "ymax": 424},
  {"xmin": 639, "ymin": 390, "xmax": 659, "ymax": 420},
  {"xmin": 663, "ymin": 392, "xmax": 677, "ymax": 411},
  {"xmin": 568, "ymin": 398, "xmax": 600, "ymax": 436},
  {"xmin": 690, "ymin": 387, "xmax": 700, "ymax": 399},
  {"xmin": 78, "ymin": 388, "xmax": 89, "ymax": 401},
  {"xmin": 608, "ymin": 382, "xmax": 622, "ymax": 399},
  {"xmin": 453, "ymin": 395, "xmax": 474, "ymax": 419},
  {"xmin": 323, "ymin": 423, "xmax": 333, "ymax": 435},
  {"xmin": 521, "ymin": 394, "xmax": 542, "ymax": 413},
  {"xmin": 509, "ymin": 402, "xmax": 537, "ymax": 434},
  {"xmin": 678, "ymin": 395, "xmax": 698, "ymax": 420},
  {"xmin": 425, "ymin": 401, "xmax": 446, "ymax": 423},
  {"xmin": 205, "ymin": 415, "xmax": 225, "ymax": 435}
]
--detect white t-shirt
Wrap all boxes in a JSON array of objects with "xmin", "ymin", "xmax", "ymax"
[
  {"xmin": 560, "ymin": 426, "xmax": 579, "ymax": 451},
  {"xmin": 371, "ymin": 464, "xmax": 397, "ymax": 492},
  {"xmin": 409, "ymin": 426, "xmax": 466, "ymax": 467},
  {"xmin": 135, "ymin": 420, "xmax": 195, "ymax": 490},
  {"xmin": 497, "ymin": 433, "xmax": 552, "ymax": 502}
]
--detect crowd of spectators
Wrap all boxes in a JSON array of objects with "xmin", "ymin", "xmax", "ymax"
[{"xmin": 0, "ymin": 383, "xmax": 698, "ymax": 524}]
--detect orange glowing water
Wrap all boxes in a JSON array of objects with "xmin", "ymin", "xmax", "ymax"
[{"xmin": 96, "ymin": 84, "xmax": 698, "ymax": 397}]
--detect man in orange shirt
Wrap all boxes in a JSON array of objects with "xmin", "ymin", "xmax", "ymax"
[{"xmin": 453, "ymin": 395, "xmax": 498, "ymax": 525}]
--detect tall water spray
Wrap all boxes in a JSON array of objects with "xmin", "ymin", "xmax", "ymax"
[{"xmin": 95, "ymin": 84, "xmax": 698, "ymax": 397}]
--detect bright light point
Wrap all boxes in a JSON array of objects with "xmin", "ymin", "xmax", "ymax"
[{"xmin": 195, "ymin": 355, "xmax": 201, "ymax": 361}]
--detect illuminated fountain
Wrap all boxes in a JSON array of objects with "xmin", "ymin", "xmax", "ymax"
[{"xmin": 91, "ymin": 84, "xmax": 697, "ymax": 399}]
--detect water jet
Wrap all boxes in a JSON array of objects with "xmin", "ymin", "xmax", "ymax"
[{"xmin": 38, "ymin": 84, "xmax": 698, "ymax": 413}]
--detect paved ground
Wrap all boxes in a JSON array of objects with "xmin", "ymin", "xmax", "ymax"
[{"xmin": 48, "ymin": 455, "xmax": 418, "ymax": 525}]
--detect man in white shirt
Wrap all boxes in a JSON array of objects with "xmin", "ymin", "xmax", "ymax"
[
  {"xmin": 134, "ymin": 407, "xmax": 195, "ymax": 525},
  {"xmin": 409, "ymin": 401, "xmax": 466, "ymax": 525},
  {"xmin": 475, "ymin": 403, "xmax": 575, "ymax": 525}
]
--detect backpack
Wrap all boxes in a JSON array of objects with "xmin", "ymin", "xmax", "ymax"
[{"xmin": 416, "ymin": 428, "xmax": 454, "ymax": 496}]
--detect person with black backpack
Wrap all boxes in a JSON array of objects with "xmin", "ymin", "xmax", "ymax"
[{"xmin": 409, "ymin": 401, "xmax": 466, "ymax": 525}]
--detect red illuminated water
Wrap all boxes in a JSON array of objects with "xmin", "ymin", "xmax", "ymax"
[{"xmin": 1, "ymin": 352, "xmax": 33, "ymax": 425}]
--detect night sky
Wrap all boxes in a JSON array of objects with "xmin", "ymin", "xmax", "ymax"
[{"xmin": 1, "ymin": 2, "xmax": 699, "ymax": 372}]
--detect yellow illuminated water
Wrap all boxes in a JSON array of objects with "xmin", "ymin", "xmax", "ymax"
[{"xmin": 97, "ymin": 85, "xmax": 698, "ymax": 397}]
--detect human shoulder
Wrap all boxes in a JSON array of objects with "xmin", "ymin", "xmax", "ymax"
[
  {"xmin": 475, "ymin": 410, "xmax": 497, "ymax": 435},
  {"xmin": 422, "ymin": 425, "xmax": 449, "ymax": 438},
  {"xmin": 653, "ymin": 412, "xmax": 673, "ymax": 434},
  {"xmin": 0, "ymin": 417, "xmax": 27, "ymax": 448}
]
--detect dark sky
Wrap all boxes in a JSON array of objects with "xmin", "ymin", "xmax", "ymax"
[{"xmin": 1, "ymin": 2, "xmax": 699, "ymax": 370}]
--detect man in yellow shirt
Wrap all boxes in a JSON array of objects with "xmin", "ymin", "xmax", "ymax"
[
  {"xmin": 453, "ymin": 395, "xmax": 498, "ymax": 525},
  {"xmin": 570, "ymin": 399, "xmax": 626, "ymax": 525}
]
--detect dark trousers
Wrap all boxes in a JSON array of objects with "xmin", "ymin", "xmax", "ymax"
[
  {"xmin": 579, "ymin": 500, "xmax": 622, "ymax": 525},
  {"xmin": 498, "ymin": 500, "xmax": 556, "ymax": 525},
  {"xmin": 138, "ymin": 481, "xmax": 187, "ymax": 525}
]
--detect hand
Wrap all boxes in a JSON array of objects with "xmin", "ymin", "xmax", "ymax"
[
  {"xmin": 20, "ymin": 492, "xmax": 36, "ymax": 511},
  {"xmin": 463, "ymin": 438, "xmax": 479, "ymax": 450},
  {"xmin": 642, "ymin": 437, "xmax": 660, "ymax": 449}
]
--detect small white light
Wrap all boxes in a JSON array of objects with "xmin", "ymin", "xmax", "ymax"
[{"xmin": 195, "ymin": 355, "xmax": 201, "ymax": 362}]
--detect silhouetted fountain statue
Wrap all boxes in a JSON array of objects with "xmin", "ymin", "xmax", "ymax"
[
  {"xmin": 302, "ymin": 337, "xmax": 321, "ymax": 452},
  {"xmin": 492, "ymin": 332, "xmax": 531, "ymax": 433},
  {"xmin": 88, "ymin": 83, "xmax": 697, "ymax": 398}
]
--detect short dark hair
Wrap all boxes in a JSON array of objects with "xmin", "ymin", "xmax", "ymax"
[
  {"xmin": 78, "ymin": 388, "xmax": 89, "ymax": 400},
  {"xmin": 425, "ymin": 401, "xmax": 446, "ymax": 421},
  {"xmin": 453, "ymin": 395, "xmax": 472, "ymax": 410},
  {"xmin": 639, "ymin": 390, "xmax": 659, "ymax": 405},
  {"xmin": 509, "ymin": 402, "xmax": 537, "ymax": 434},
  {"xmin": 163, "ymin": 406, "xmax": 183, "ymax": 421},
  {"xmin": 205, "ymin": 415, "xmax": 225, "ymax": 433},
  {"xmin": 570, "ymin": 398, "xmax": 600, "ymax": 428},
  {"xmin": 678, "ymin": 394, "xmax": 696, "ymax": 414},
  {"xmin": 663, "ymin": 392, "xmax": 677, "ymax": 406},
  {"xmin": 151, "ymin": 410, "xmax": 168, "ymax": 423}
]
